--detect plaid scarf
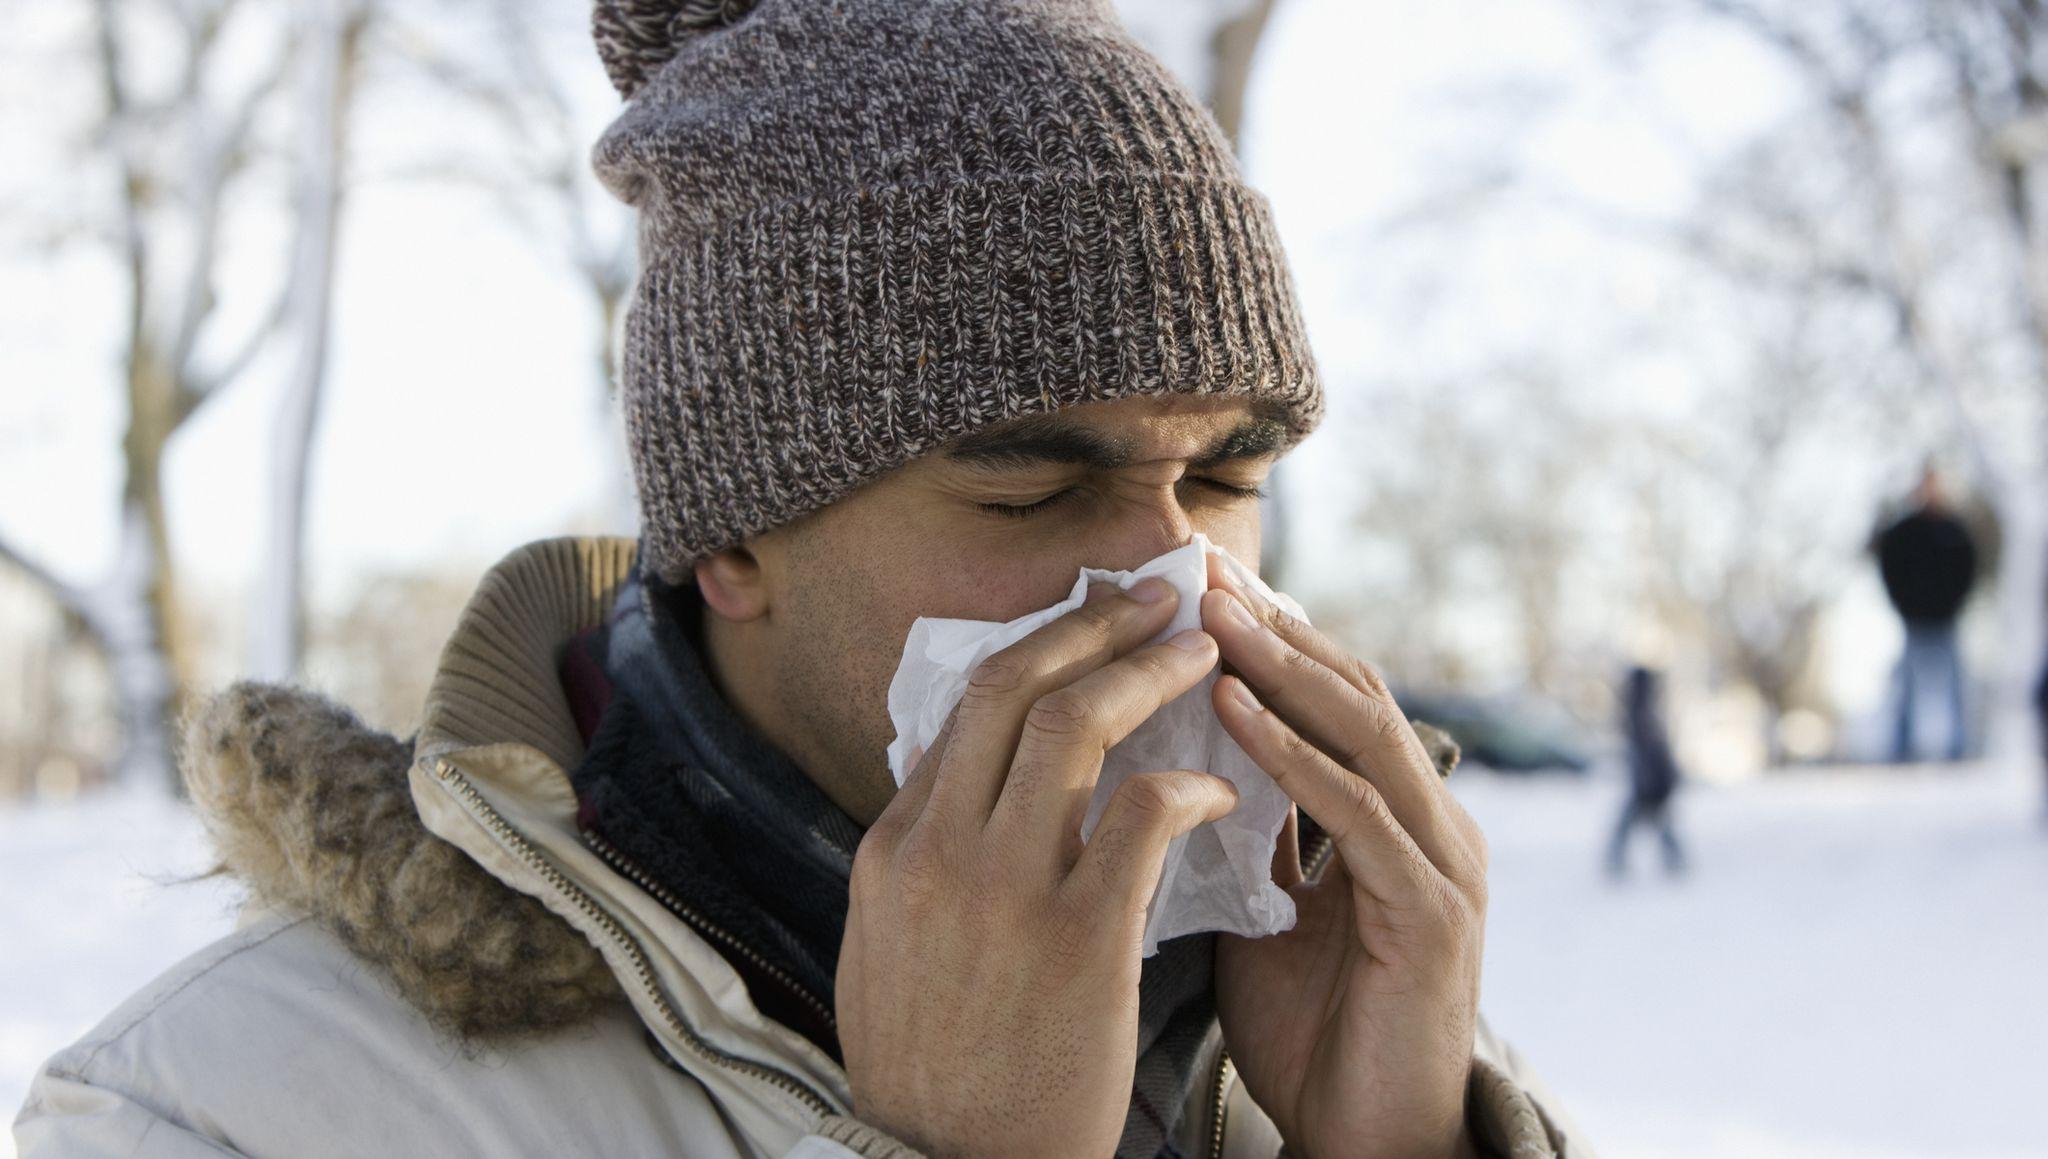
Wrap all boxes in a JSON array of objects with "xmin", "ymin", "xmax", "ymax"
[{"xmin": 561, "ymin": 546, "xmax": 1219, "ymax": 1156}]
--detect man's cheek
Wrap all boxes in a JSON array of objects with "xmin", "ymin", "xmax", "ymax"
[
  {"xmin": 969, "ymin": 559, "xmax": 1101, "ymax": 621},
  {"xmin": 1196, "ymin": 510, "xmax": 1261, "ymax": 579},
  {"xmin": 877, "ymin": 548, "xmax": 1075, "ymax": 623}
]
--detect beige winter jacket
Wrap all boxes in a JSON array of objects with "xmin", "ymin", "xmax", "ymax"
[{"xmin": 13, "ymin": 536, "xmax": 1593, "ymax": 1158}]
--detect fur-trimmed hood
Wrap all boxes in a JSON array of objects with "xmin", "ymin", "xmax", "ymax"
[{"xmin": 178, "ymin": 679, "xmax": 625, "ymax": 1043}]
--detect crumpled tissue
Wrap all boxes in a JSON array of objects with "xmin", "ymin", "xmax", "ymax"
[{"xmin": 884, "ymin": 533, "xmax": 1302, "ymax": 956}]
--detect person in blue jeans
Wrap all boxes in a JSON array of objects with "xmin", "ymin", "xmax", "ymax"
[{"xmin": 1873, "ymin": 466, "xmax": 1980, "ymax": 762}]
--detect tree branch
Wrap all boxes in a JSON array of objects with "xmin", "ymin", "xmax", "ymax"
[
  {"xmin": 167, "ymin": 34, "xmax": 298, "ymax": 384},
  {"xmin": 173, "ymin": 280, "xmax": 293, "ymax": 425},
  {"xmin": 0, "ymin": 528, "xmax": 94, "ymax": 629},
  {"xmin": 93, "ymin": 0, "xmax": 151, "ymax": 377}
]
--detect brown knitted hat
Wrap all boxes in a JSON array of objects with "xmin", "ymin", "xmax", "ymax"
[{"xmin": 590, "ymin": 0, "xmax": 1325, "ymax": 583}]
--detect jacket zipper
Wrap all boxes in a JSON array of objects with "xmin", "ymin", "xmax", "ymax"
[
  {"xmin": 580, "ymin": 827, "xmax": 838, "ymax": 1034},
  {"xmin": 1305, "ymin": 829, "xmax": 1335, "ymax": 879},
  {"xmin": 428, "ymin": 757, "xmax": 834, "ymax": 1117},
  {"xmin": 1204, "ymin": 829, "xmax": 1327, "ymax": 1159},
  {"xmin": 1207, "ymin": 1048, "xmax": 1234, "ymax": 1159}
]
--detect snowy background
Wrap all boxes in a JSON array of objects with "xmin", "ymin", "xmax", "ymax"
[{"xmin": 8, "ymin": 760, "xmax": 2044, "ymax": 1158}]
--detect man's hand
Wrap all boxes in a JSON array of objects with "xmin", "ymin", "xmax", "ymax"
[
  {"xmin": 1202, "ymin": 559, "xmax": 1489, "ymax": 1159},
  {"xmin": 836, "ymin": 579, "xmax": 1238, "ymax": 1158}
]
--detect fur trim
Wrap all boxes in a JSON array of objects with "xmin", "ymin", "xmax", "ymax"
[
  {"xmin": 176, "ymin": 680, "xmax": 624, "ymax": 1045},
  {"xmin": 1412, "ymin": 720, "xmax": 1463, "ymax": 779}
]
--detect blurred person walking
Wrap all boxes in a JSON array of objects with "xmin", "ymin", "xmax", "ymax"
[
  {"xmin": 1873, "ymin": 465, "xmax": 1980, "ymax": 763},
  {"xmin": 1605, "ymin": 665, "xmax": 1687, "ymax": 879},
  {"xmin": 2035, "ymin": 653, "xmax": 2048, "ymax": 820}
]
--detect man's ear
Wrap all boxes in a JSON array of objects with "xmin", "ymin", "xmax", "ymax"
[{"xmin": 694, "ymin": 546, "xmax": 771, "ymax": 623}]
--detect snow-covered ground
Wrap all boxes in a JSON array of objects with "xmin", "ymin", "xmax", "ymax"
[
  {"xmin": 5, "ymin": 762, "xmax": 2044, "ymax": 1157},
  {"xmin": 1453, "ymin": 760, "xmax": 2048, "ymax": 1159}
]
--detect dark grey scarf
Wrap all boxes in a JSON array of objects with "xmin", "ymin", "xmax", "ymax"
[{"xmin": 567, "ymin": 547, "xmax": 1218, "ymax": 1156}]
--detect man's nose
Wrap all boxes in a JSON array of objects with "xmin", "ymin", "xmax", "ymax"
[{"xmin": 1087, "ymin": 491, "xmax": 1196, "ymax": 573}]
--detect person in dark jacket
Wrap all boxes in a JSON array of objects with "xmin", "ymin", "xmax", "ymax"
[
  {"xmin": 1874, "ymin": 466, "xmax": 1979, "ymax": 762},
  {"xmin": 1606, "ymin": 665, "xmax": 1687, "ymax": 879},
  {"xmin": 2035, "ymin": 652, "xmax": 2048, "ymax": 820}
]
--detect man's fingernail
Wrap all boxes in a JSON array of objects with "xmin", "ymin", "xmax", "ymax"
[
  {"xmin": 1167, "ymin": 629, "xmax": 1211, "ymax": 652},
  {"xmin": 1225, "ymin": 593, "xmax": 1260, "ymax": 630},
  {"xmin": 1130, "ymin": 577, "xmax": 1173, "ymax": 604},
  {"xmin": 1228, "ymin": 677, "xmax": 1263, "ymax": 712}
]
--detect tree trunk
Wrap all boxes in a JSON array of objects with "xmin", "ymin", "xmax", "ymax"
[
  {"xmin": 252, "ymin": 0, "xmax": 362, "ymax": 682},
  {"xmin": 101, "ymin": 499, "xmax": 181, "ymax": 792},
  {"xmin": 120, "ymin": 316, "xmax": 192, "ymax": 795}
]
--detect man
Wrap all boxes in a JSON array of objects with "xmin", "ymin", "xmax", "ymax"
[
  {"xmin": 1873, "ymin": 465, "xmax": 1980, "ymax": 762},
  {"xmin": 14, "ymin": 1, "xmax": 1589, "ymax": 1155}
]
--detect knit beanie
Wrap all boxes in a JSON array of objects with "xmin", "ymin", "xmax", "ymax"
[{"xmin": 590, "ymin": 0, "xmax": 1325, "ymax": 583}]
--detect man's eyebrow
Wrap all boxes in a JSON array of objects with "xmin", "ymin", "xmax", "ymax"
[
  {"xmin": 942, "ymin": 402, "xmax": 1292, "ymax": 471},
  {"xmin": 1192, "ymin": 415, "xmax": 1288, "ymax": 467},
  {"xmin": 944, "ymin": 417, "xmax": 1136, "ymax": 470}
]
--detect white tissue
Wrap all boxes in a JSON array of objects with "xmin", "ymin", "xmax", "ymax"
[{"xmin": 884, "ymin": 533, "xmax": 1302, "ymax": 956}]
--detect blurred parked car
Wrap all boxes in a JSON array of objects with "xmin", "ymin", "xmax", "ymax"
[{"xmin": 1393, "ymin": 689, "xmax": 1594, "ymax": 774}]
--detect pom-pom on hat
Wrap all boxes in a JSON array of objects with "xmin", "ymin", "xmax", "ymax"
[
  {"xmin": 592, "ymin": 0, "xmax": 760, "ymax": 100},
  {"xmin": 589, "ymin": 0, "xmax": 1325, "ymax": 582}
]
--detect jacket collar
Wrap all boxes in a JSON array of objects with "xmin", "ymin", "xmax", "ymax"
[
  {"xmin": 403, "ymin": 535, "xmax": 854, "ymax": 1145},
  {"xmin": 413, "ymin": 535, "xmax": 639, "ymax": 771}
]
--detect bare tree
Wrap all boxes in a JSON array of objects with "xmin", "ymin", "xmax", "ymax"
[
  {"xmin": 1635, "ymin": 283, "xmax": 1888, "ymax": 759},
  {"xmin": 1609, "ymin": 0, "xmax": 2048, "ymax": 759},
  {"xmin": 1331, "ymin": 358, "xmax": 1618, "ymax": 700},
  {"xmin": 252, "ymin": 0, "xmax": 371, "ymax": 682},
  {"xmin": 0, "ymin": 0, "xmax": 308, "ymax": 788}
]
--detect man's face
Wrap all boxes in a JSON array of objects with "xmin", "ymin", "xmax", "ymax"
[{"xmin": 742, "ymin": 393, "xmax": 1289, "ymax": 824}]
